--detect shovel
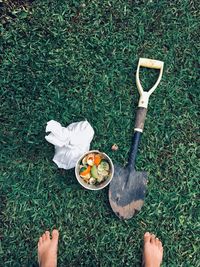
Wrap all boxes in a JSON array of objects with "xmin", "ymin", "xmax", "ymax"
[{"xmin": 109, "ymin": 58, "xmax": 164, "ymax": 219}]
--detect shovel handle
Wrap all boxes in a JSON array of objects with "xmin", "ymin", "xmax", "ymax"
[
  {"xmin": 136, "ymin": 58, "xmax": 164, "ymax": 108},
  {"xmin": 128, "ymin": 108, "xmax": 147, "ymax": 167},
  {"xmin": 134, "ymin": 107, "xmax": 147, "ymax": 132},
  {"xmin": 128, "ymin": 131, "xmax": 142, "ymax": 168},
  {"xmin": 129, "ymin": 58, "xmax": 164, "ymax": 168},
  {"xmin": 138, "ymin": 58, "xmax": 163, "ymax": 69}
]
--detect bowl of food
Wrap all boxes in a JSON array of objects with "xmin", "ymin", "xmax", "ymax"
[{"xmin": 75, "ymin": 150, "xmax": 114, "ymax": 190}]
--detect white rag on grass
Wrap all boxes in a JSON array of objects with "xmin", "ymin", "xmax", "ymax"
[{"xmin": 45, "ymin": 120, "xmax": 94, "ymax": 169}]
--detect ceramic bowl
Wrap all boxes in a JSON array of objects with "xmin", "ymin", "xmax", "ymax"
[{"xmin": 75, "ymin": 150, "xmax": 114, "ymax": 190}]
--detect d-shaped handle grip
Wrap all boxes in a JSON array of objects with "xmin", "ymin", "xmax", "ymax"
[
  {"xmin": 138, "ymin": 58, "xmax": 164, "ymax": 69},
  {"xmin": 136, "ymin": 58, "xmax": 164, "ymax": 108}
]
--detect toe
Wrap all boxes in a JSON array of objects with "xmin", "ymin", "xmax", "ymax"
[
  {"xmin": 38, "ymin": 236, "xmax": 43, "ymax": 246},
  {"xmin": 158, "ymin": 240, "xmax": 163, "ymax": 250},
  {"xmin": 150, "ymin": 234, "xmax": 156, "ymax": 243},
  {"xmin": 52, "ymin": 229, "xmax": 59, "ymax": 241},
  {"xmin": 144, "ymin": 232, "xmax": 151, "ymax": 243},
  {"xmin": 42, "ymin": 233, "xmax": 46, "ymax": 241},
  {"xmin": 155, "ymin": 237, "xmax": 160, "ymax": 245},
  {"xmin": 45, "ymin": 231, "xmax": 50, "ymax": 240},
  {"xmin": 39, "ymin": 236, "xmax": 43, "ymax": 245}
]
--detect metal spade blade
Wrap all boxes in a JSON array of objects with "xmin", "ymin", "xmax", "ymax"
[{"xmin": 109, "ymin": 165, "xmax": 148, "ymax": 219}]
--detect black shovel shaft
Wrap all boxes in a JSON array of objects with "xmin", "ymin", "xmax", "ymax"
[
  {"xmin": 128, "ymin": 131, "xmax": 142, "ymax": 168},
  {"xmin": 128, "ymin": 107, "xmax": 147, "ymax": 168}
]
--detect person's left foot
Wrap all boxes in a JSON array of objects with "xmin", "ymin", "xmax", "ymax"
[{"xmin": 38, "ymin": 229, "xmax": 59, "ymax": 267}]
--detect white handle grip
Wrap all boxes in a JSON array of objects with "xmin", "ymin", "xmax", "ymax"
[
  {"xmin": 136, "ymin": 58, "xmax": 164, "ymax": 108},
  {"xmin": 138, "ymin": 58, "xmax": 164, "ymax": 69}
]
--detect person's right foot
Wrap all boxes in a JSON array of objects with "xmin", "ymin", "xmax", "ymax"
[
  {"xmin": 38, "ymin": 229, "xmax": 59, "ymax": 267},
  {"xmin": 143, "ymin": 232, "xmax": 163, "ymax": 267}
]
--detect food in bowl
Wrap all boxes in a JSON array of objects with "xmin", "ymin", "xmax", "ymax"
[{"xmin": 79, "ymin": 152, "xmax": 111, "ymax": 186}]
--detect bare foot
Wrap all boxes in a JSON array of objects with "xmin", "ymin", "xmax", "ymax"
[
  {"xmin": 143, "ymin": 232, "xmax": 163, "ymax": 267},
  {"xmin": 38, "ymin": 229, "xmax": 59, "ymax": 267}
]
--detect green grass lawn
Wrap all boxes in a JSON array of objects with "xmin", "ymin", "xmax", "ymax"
[{"xmin": 0, "ymin": 0, "xmax": 199, "ymax": 266}]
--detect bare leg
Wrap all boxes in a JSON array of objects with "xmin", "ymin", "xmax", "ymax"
[
  {"xmin": 143, "ymin": 232, "xmax": 163, "ymax": 267},
  {"xmin": 37, "ymin": 229, "xmax": 59, "ymax": 267}
]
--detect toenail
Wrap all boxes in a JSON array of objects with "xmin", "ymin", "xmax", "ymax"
[{"xmin": 52, "ymin": 229, "xmax": 59, "ymax": 238}]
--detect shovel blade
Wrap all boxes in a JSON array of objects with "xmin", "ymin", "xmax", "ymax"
[{"xmin": 109, "ymin": 165, "xmax": 148, "ymax": 219}]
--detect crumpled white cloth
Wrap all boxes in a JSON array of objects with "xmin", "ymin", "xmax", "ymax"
[{"xmin": 45, "ymin": 120, "xmax": 94, "ymax": 169}]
